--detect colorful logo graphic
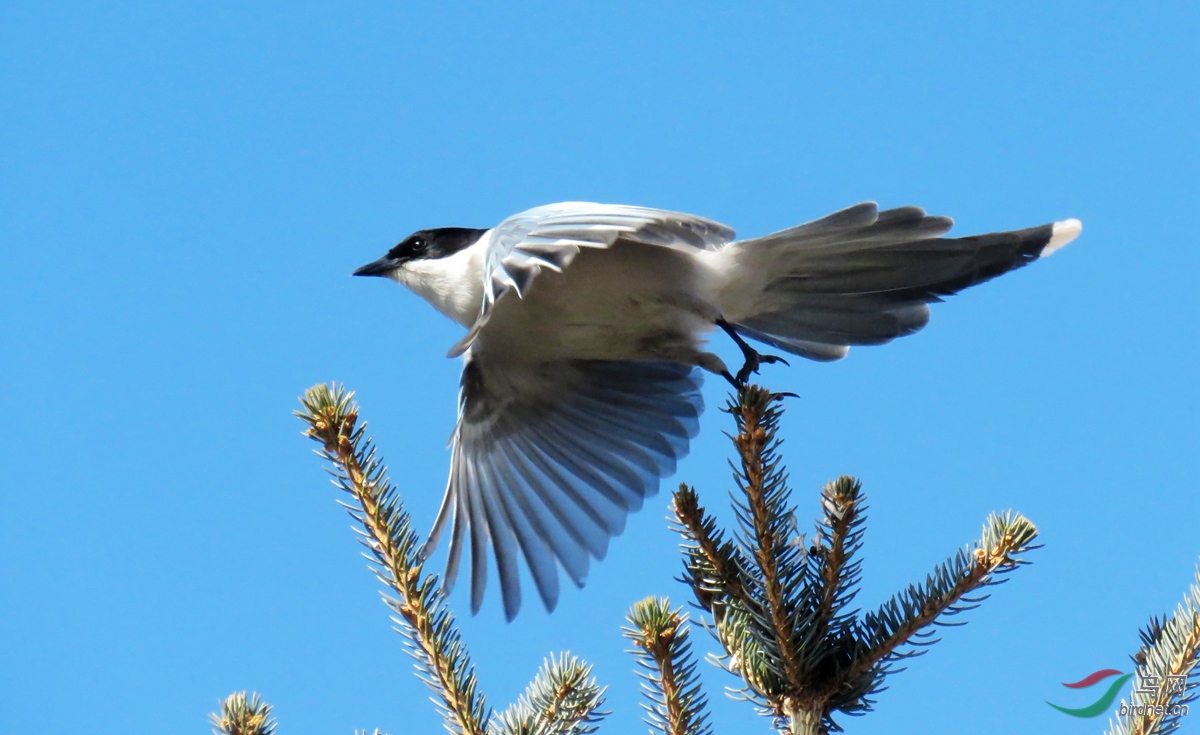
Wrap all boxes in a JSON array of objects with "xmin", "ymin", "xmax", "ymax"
[{"xmin": 1047, "ymin": 669, "xmax": 1133, "ymax": 718}]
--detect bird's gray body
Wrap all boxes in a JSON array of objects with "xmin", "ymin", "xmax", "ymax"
[
  {"xmin": 355, "ymin": 201, "xmax": 1081, "ymax": 620},
  {"xmin": 457, "ymin": 237, "xmax": 721, "ymax": 367}
]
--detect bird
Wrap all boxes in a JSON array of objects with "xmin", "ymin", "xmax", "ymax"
[{"xmin": 353, "ymin": 201, "xmax": 1081, "ymax": 620}]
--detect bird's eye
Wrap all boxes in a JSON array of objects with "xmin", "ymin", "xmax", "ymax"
[{"xmin": 387, "ymin": 236, "xmax": 426, "ymax": 261}]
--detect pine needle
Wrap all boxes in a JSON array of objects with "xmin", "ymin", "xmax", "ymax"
[
  {"xmin": 1107, "ymin": 565, "xmax": 1200, "ymax": 735},
  {"xmin": 672, "ymin": 384, "xmax": 1041, "ymax": 734},
  {"xmin": 210, "ymin": 692, "xmax": 277, "ymax": 735},
  {"xmin": 297, "ymin": 383, "xmax": 489, "ymax": 735},
  {"xmin": 624, "ymin": 597, "xmax": 712, "ymax": 735}
]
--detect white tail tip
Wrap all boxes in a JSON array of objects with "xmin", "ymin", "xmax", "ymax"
[{"xmin": 1042, "ymin": 218, "xmax": 1082, "ymax": 257}]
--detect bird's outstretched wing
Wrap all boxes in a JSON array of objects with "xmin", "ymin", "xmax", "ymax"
[
  {"xmin": 424, "ymin": 356, "xmax": 704, "ymax": 620},
  {"xmin": 447, "ymin": 202, "xmax": 736, "ymax": 356}
]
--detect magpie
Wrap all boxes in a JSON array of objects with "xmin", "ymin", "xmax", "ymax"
[{"xmin": 354, "ymin": 201, "xmax": 1081, "ymax": 620}]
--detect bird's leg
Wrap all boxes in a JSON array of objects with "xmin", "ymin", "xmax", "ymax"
[
  {"xmin": 715, "ymin": 318, "xmax": 789, "ymax": 385},
  {"xmin": 719, "ymin": 367, "xmax": 739, "ymax": 388}
]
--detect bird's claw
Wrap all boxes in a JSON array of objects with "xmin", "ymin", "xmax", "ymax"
[
  {"xmin": 734, "ymin": 351, "xmax": 789, "ymax": 385},
  {"xmin": 714, "ymin": 317, "xmax": 789, "ymax": 387}
]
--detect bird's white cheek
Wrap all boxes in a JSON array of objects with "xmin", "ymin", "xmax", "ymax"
[{"xmin": 394, "ymin": 254, "xmax": 484, "ymax": 327}]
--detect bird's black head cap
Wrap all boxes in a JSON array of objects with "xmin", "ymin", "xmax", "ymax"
[{"xmin": 354, "ymin": 227, "xmax": 488, "ymax": 277}]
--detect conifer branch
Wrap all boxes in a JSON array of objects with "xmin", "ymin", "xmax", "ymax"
[
  {"xmin": 490, "ymin": 653, "xmax": 608, "ymax": 735},
  {"xmin": 297, "ymin": 383, "xmax": 489, "ymax": 735},
  {"xmin": 812, "ymin": 477, "xmax": 864, "ymax": 635},
  {"xmin": 1107, "ymin": 565, "xmax": 1200, "ymax": 735},
  {"xmin": 727, "ymin": 386, "xmax": 808, "ymax": 695},
  {"xmin": 625, "ymin": 597, "xmax": 712, "ymax": 735},
  {"xmin": 849, "ymin": 511, "xmax": 1038, "ymax": 687},
  {"xmin": 672, "ymin": 483, "xmax": 748, "ymax": 615},
  {"xmin": 673, "ymin": 384, "xmax": 1040, "ymax": 734},
  {"xmin": 210, "ymin": 692, "xmax": 277, "ymax": 735}
]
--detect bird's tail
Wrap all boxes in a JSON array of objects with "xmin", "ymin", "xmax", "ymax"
[{"xmin": 711, "ymin": 202, "xmax": 1081, "ymax": 361}]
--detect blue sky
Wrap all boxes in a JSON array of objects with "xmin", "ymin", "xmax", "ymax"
[{"xmin": 2, "ymin": 2, "xmax": 1197, "ymax": 733}]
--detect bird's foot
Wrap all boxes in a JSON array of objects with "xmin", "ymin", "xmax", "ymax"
[
  {"xmin": 715, "ymin": 317, "xmax": 789, "ymax": 386},
  {"xmin": 735, "ymin": 350, "xmax": 788, "ymax": 385}
]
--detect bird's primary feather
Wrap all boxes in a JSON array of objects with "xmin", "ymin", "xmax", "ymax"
[{"xmin": 427, "ymin": 358, "xmax": 703, "ymax": 620}]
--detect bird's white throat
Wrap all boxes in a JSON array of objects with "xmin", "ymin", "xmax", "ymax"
[{"xmin": 393, "ymin": 238, "xmax": 487, "ymax": 327}]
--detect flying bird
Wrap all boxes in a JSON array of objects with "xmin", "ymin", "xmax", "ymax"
[{"xmin": 354, "ymin": 201, "xmax": 1081, "ymax": 620}]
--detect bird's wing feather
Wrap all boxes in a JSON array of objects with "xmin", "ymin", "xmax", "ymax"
[
  {"xmin": 447, "ymin": 202, "xmax": 735, "ymax": 356},
  {"xmin": 424, "ymin": 355, "xmax": 704, "ymax": 620}
]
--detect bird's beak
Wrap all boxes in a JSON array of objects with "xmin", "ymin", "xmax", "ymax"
[{"xmin": 352, "ymin": 257, "xmax": 394, "ymax": 277}]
